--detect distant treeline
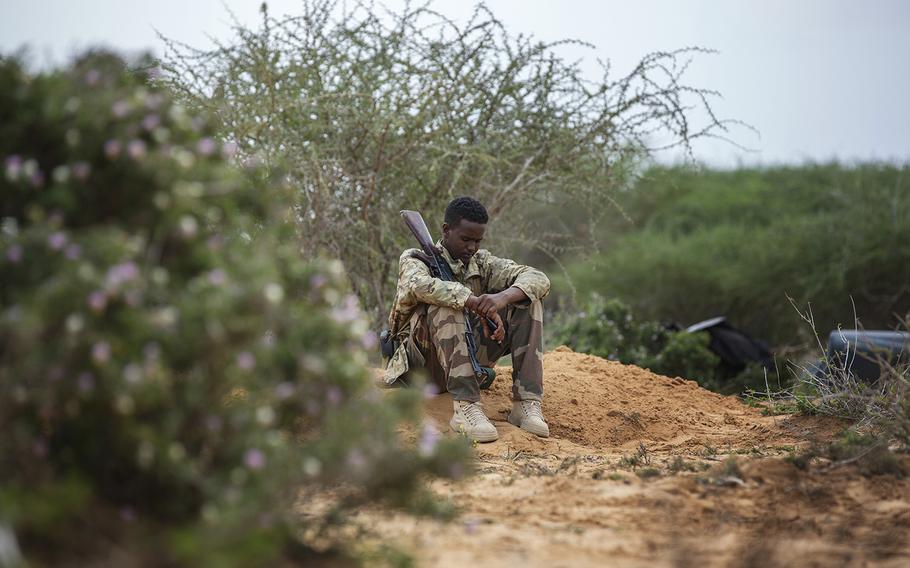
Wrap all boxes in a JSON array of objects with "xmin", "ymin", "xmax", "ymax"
[{"xmin": 549, "ymin": 163, "xmax": 910, "ymax": 349}]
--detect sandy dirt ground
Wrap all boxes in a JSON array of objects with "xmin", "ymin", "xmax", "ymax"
[{"xmin": 348, "ymin": 347, "xmax": 910, "ymax": 567}]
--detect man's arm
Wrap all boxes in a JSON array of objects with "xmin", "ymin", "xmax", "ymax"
[{"xmin": 468, "ymin": 251, "xmax": 550, "ymax": 318}]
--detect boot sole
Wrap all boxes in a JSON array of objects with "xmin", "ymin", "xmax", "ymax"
[
  {"xmin": 508, "ymin": 414, "xmax": 550, "ymax": 438},
  {"xmin": 450, "ymin": 418, "xmax": 499, "ymax": 442}
]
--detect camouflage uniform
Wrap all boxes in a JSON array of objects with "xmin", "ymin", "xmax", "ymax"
[{"xmin": 383, "ymin": 243, "xmax": 550, "ymax": 402}]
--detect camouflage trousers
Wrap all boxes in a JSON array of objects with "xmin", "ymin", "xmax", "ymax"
[{"xmin": 406, "ymin": 300, "xmax": 544, "ymax": 402}]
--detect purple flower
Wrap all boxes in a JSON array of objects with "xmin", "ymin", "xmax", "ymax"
[
  {"xmin": 207, "ymin": 269, "xmax": 227, "ymax": 286},
  {"xmin": 142, "ymin": 114, "xmax": 160, "ymax": 131},
  {"xmin": 222, "ymin": 141, "xmax": 239, "ymax": 158},
  {"xmin": 305, "ymin": 398, "xmax": 321, "ymax": 416},
  {"xmin": 92, "ymin": 341, "xmax": 111, "ymax": 364},
  {"xmin": 236, "ymin": 351, "xmax": 256, "ymax": 371},
  {"xmin": 330, "ymin": 294, "xmax": 361, "ymax": 324},
  {"xmin": 127, "ymin": 139, "xmax": 147, "ymax": 160},
  {"xmin": 309, "ymin": 274, "xmax": 327, "ymax": 290},
  {"xmin": 123, "ymin": 363, "xmax": 142, "ymax": 384},
  {"xmin": 196, "ymin": 137, "xmax": 216, "ymax": 156},
  {"xmin": 326, "ymin": 386, "xmax": 343, "ymax": 406},
  {"xmin": 65, "ymin": 244, "xmax": 82, "ymax": 260},
  {"xmin": 422, "ymin": 382, "xmax": 440, "ymax": 399},
  {"xmin": 5, "ymin": 154, "xmax": 23, "ymax": 180},
  {"xmin": 29, "ymin": 169, "xmax": 45, "ymax": 187},
  {"xmin": 274, "ymin": 382, "xmax": 295, "ymax": 400},
  {"xmin": 346, "ymin": 448, "xmax": 366, "ymax": 471},
  {"xmin": 106, "ymin": 261, "xmax": 139, "ymax": 287},
  {"xmin": 205, "ymin": 415, "xmax": 223, "ymax": 432},
  {"xmin": 206, "ymin": 234, "xmax": 224, "ymax": 251},
  {"xmin": 145, "ymin": 93, "xmax": 164, "ymax": 110},
  {"xmin": 418, "ymin": 422, "xmax": 440, "ymax": 456},
  {"xmin": 244, "ymin": 448, "xmax": 266, "ymax": 470},
  {"xmin": 88, "ymin": 290, "xmax": 107, "ymax": 312},
  {"xmin": 6, "ymin": 244, "xmax": 23, "ymax": 263},
  {"xmin": 71, "ymin": 161, "xmax": 91, "ymax": 180},
  {"xmin": 77, "ymin": 372, "xmax": 95, "ymax": 392},
  {"xmin": 360, "ymin": 331, "xmax": 378, "ymax": 350},
  {"xmin": 104, "ymin": 139, "xmax": 122, "ymax": 159},
  {"xmin": 84, "ymin": 69, "xmax": 101, "ymax": 85},
  {"xmin": 48, "ymin": 232, "xmax": 67, "ymax": 250},
  {"xmin": 111, "ymin": 100, "xmax": 130, "ymax": 118}
]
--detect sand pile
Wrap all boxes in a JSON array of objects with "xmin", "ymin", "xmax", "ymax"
[{"xmin": 424, "ymin": 346, "xmax": 837, "ymax": 454}]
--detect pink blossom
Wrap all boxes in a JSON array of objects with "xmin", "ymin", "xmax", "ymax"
[
  {"xmin": 244, "ymin": 448, "xmax": 266, "ymax": 470},
  {"xmin": 65, "ymin": 244, "xmax": 82, "ymax": 260},
  {"xmin": 360, "ymin": 331, "xmax": 378, "ymax": 350},
  {"xmin": 104, "ymin": 139, "xmax": 122, "ymax": 159},
  {"xmin": 274, "ymin": 382, "xmax": 295, "ymax": 400},
  {"xmin": 145, "ymin": 93, "xmax": 164, "ymax": 110},
  {"xmin": 142, "ymin": 114, "xmax": 160, "ymax": 131},
  {"xmin": 127, "ymin": 139, "xmax": 147, "ymax": 160},
  {"xmin": 48, "ymin": 232, "xmax": 67, "ymax": 250},
  {"xmin": 88, "ymin": 290, "xmax": 107, "ymax": 312},
  {"xmin": 84, "ymin": 69, "xmax": 101, "ymax": 85},
  {"xmin": 222, "ymin": 141, "xmax": 239, "ymax": 158},
  {"xmin": 71, "ymin": 161, "xmax": 91, "ymax": 180},
  {"xmin": 326, "ymin": 386, "xmax": 343, "ymax": 406},
  {"xmin": 29, "ymin": 169, "xmax": 45, "ymax": 188},
  {"xmin": 111, "ymin": 100, "xmax": 130, "ymax": 118},
  {"xmin": 196, "ymin": 137, "xmax": 216, "ymax": 156},
  {"xmin": 330, "ymin": 294, "xmax": 361, "ymax": 324},
  {"xmin": 77, "ymin": 372, "xmax": 95, "ymax": 392},
  {"xmin": 207, "ymin": 269, "xmax": 227, "ymax": 286},
  {"xmin": 236, "ymin": 351, "xmax": 256, "ymax": 371},
  {"xmin": 106, "ymin": 261, "xmax": 139, "ymax": 287},
  {"xmin": 6, "ymin": 244, "xmax": 22, "ymax": 263},
  {"xmin": 422, "ymin": 383, "xmax": 440, "ymax": 399},
  {"xmin": 205, "ymin": 415, "xmax": 223, "ymax": 432},
  {"xmin": 418, "ymin": 423, "xmax": 440, "ymax": 456},
  {"xmin": 92, "ymin": 341, "xmax": 111, "ymax": 364},
  {"xmin": 310, "ymin": 274, "xmax": 327, "ymax": 289},
  {"xmin": 4, "ymin": 155, "xmax": 22, "ymax": 180}
]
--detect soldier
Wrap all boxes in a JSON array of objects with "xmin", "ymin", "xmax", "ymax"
[{"xmin": 383, "ymin": 197, "xmax": 550, "ymax": 442}]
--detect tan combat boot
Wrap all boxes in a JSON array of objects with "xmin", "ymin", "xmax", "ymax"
[
  {"xmin": 450, "ymin": 400, "xmax": 499, "ymax": 442},
  {"xmin": 508, "ymin": 399, "xmax": 549, "ymax": 438}
]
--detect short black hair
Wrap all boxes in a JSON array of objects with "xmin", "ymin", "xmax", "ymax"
[{"xmin": 444, "ymin": 196, "xmax": 488, "ymax": 226}]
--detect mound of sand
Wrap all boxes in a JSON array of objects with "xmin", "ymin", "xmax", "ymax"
[{"xmin": 422, "ymin": 346, "xmax": 841, "ymax": 454}]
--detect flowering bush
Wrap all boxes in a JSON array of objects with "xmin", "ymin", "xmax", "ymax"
[{"xmin": 0, "ymin": 51, "xmax": 469, "ymax": 565}]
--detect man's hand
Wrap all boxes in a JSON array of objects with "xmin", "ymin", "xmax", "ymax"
[
  {"xmin": 481, "ymin": 310, "xmax": 505, "ymax": 343},
  {"xmin": 472, "ymin": 293, "xmax": 509, "ymax": 318}
]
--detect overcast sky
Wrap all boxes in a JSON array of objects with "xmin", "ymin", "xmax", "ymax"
[{"xmin": 2, "ymin": 0, "xmax": 908, "ymax": 167}]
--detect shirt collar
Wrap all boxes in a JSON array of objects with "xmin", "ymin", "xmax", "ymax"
[{"xmin": 437, "ymin": 240, "xmax": 480, "ymax": 279}]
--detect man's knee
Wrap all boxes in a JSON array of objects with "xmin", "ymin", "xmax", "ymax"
[{"xmin": 427, "ymin": 304, "xmax": 467, "ymax": 341}]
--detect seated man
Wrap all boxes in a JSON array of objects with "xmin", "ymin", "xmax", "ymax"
[{"xmin": 382, "ymin": 196, "xmax": 550, "ymax": 442}]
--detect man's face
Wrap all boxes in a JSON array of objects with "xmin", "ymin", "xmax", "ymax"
[{"xmin": 441, "ymin": 219, "xmax": 486, "ymax": 265}]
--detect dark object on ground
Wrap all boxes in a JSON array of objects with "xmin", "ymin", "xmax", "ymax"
[
  {"xmin": 686, "ymin": 317, "xmax": 774, "ymax": 377},
  {"xmin": 815, "ymin": 330, "xmax": 910, "ymax": 383}
]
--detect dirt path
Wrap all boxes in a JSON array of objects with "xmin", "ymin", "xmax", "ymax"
[{"xmin": 363, "ymin": 348, "xmax": 910, "ymax": 566}]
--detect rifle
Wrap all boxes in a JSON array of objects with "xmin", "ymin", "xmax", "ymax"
[{"xmin": 400, "ymin": 209, "xmax": 497, "ymax": 387}]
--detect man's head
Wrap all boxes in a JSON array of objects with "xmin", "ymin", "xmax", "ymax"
[{"xmin": 442, "ymin": 196, "xmax": 488, "ymax": 265}]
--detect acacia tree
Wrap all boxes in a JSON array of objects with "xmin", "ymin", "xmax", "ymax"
[{"xmin": 163, "ymin": 0, "xmax": 738, "ymax": 321}]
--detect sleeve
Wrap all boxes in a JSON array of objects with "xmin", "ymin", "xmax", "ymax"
[
  {"xmin": 398, "ymin": 252, "xmax": 472, "ymax": 309},
  {"xmin": 480, "ymin": 251, "xmax": 551, "ymax": 303}
]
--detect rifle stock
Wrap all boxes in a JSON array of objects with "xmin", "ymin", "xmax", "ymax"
[{"xmin": 400, "ymin": 210, "xmax": 438, "ymax": 257}]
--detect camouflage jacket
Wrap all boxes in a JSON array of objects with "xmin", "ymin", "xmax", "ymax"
[{"xmin": 383, "ymin": 242, "xmax": 550, "ymax": 384}]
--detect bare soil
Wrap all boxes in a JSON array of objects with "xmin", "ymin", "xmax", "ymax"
[{"xmin": 362, "ymin": 347, "xmax": 910, "ymax": 566}]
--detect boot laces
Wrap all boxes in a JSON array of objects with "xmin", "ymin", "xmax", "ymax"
[
  {"xmin": 520, "ymin": 400, "xmax": 544, "ymax": 421},
  {"xmin": 461, "ymin": 402, "xmax": 488, "ymax": 426}
]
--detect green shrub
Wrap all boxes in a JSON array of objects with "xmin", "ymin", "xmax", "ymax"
[{"xmin": 0, "ymin": 51, "xmax": 469, "ymax": 566}]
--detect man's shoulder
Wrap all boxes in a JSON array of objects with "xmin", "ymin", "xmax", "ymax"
[{"xmin": 398, "ymin": 248, "xmax": 421, "ymax": 261}]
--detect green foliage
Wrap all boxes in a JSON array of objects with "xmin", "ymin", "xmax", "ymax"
[
  {"xmin": 567, "ymin": 164, "xmax": 910, "ymax": 348},
  {"xmin": 550, "ymin": 295, "xmax": 759, "ymax": 392},
  {"xmin": 162, "ymin": 0, "xmax": 734, "ymax": 321},
  {"xmin": 0, "ymin": 51, "xmax": 470, "ymax": 565}
]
